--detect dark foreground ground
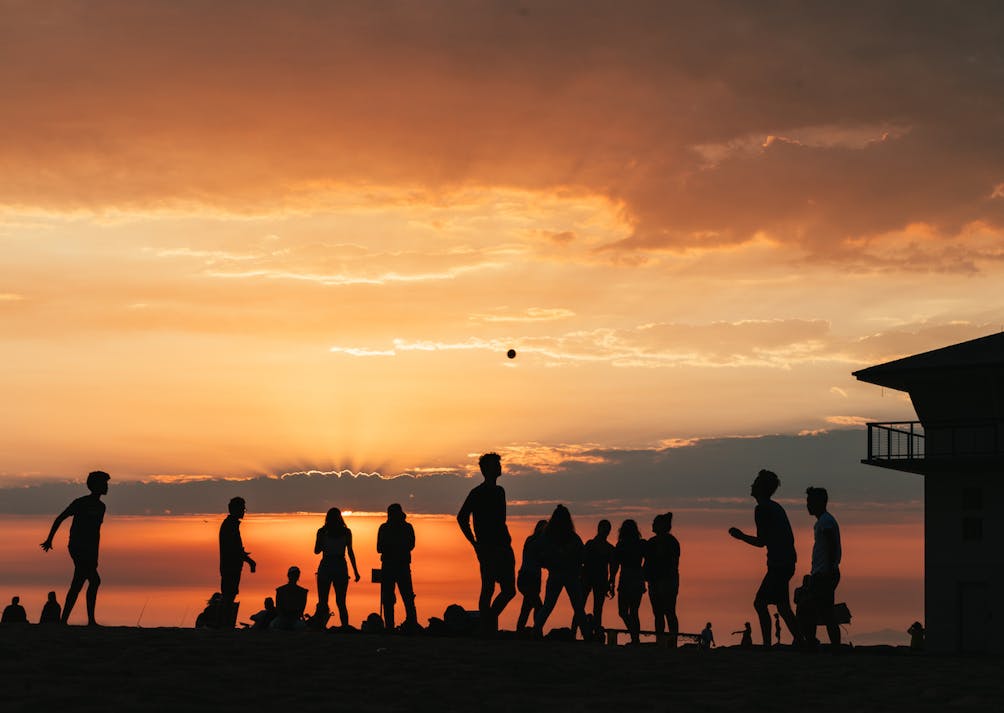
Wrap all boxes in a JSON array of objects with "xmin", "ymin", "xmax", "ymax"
[{"xmin": 0, "ymin": 626, "xmax": 999, "ymax": 713}]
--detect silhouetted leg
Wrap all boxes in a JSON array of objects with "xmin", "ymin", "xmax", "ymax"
[
  {"xmin": 667, "ymin": 581, "xmax": 679, "ymax": 648},
  {"xmin": 381, "ymin": 575, "xmax": 397, "ymax": 630},
  {"xmin": 398, "ymin": 570, "xmax": 417, "ymax": 625},
  {"xmin": 649, "ymin": 585, "xmax": 664, "ymax": 638},
  {"xmin": 517, "ymin": 584, "xmax": 540, "ymax": 631},
  {"xmin": 334, "ymin": 579, "xmax": 350, "ymax": 627},
  {"xmin": 317, "ymin": 572, "xmax": 332, "ymax": 611},
  {"xmin": 85, "ymin": 571, "xmax": 101, "ymax": 625},
  {"xmin": 62, "ymin": 570, "xmax": 87, "ymax": 624},
  {"xmin": 534, "ymin": 573, "xmax": 562, "ymax": 634},
  {"xmin": 490, "ymin": 549, "xmax": 516, "ymax": 622},
  {"xmin": 591, "ymin": 583, "xmax": 606, "ymax": 636},
  {"xmin": 777, "ymin": 600, "xmax": 801, "ymax": 645},
  {"xmin": 566, "ymin": 577, "xmax": 588, "ymax": 639}
]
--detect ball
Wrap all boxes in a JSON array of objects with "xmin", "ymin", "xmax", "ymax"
[{"xmin": 506, "ymin": 349, "xmax": 517, "ymax": 359}]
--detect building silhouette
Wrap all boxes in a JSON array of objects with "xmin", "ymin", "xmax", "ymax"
[{"xmin": 854, "ymin": 332, "xmax": 1004, "ymax": 653}]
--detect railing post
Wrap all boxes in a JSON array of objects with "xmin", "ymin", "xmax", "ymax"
[
  {"xmin": 908, "ymin": 422, "xmax": 913, "ymax": 460},
  {"xmin": 887, "ymin": 426, "xmax": 892, "ymax": 460},
  {"xmin": 867, "ymin": 424, "xmax": 873, "ymax": 460}
]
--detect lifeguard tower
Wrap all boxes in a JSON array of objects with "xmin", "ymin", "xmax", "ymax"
[{"xmin": 853, "ymin": 332, "xmax": 1004, "ymax": 653}]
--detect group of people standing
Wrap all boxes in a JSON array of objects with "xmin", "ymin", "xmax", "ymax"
[{"xmin": 34, "ymin": 459, "xmax": 842, "ymax": 649}]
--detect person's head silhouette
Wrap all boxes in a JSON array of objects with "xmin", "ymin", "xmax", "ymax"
[
  {"xmin": 287, "ymin": 566, "xmax": 300, "ymax": 584},
  {"xmin": 325, "ymin": 507, "xmax": 347, "ymax": 533},
  {"xmin": 86, "ymin": 470, "xmax": 110, "ymax": 495},
  {"xmin": 478, "ymin": 452, "xmax": 502, "ymax": 482},
  {"xmin": 228, "ymin": 497, "xmax": 246, "ymax": 518},
  {"xmin": 596, "ymin": 519, "xmax": 611, "ymax": 539},
  {"xmin": 533, "ymin": 519, "xmax": 547, "ymax": 536},
  {"xmin": 806, "ymin": 486, "xmax": 828, "ymax": 516},
  {"xmin": 387, "ymin": 503, "xmax": 406, "ymax": 523},
  {"xmin": 11, "ymin": 596, "xmax": 19, "ymax": 605},
  {"xmin": 47, "ymin": 591, "xmax": 57, "ymax": 603},
  {"xmin": 751, "ymin": 469, "xmax": 780, "ymax": 500}
]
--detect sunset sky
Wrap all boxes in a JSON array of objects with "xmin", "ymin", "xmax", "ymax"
[{"xmin": 3, "ymin": 1, "xmax": 1004, "ymax": 496}]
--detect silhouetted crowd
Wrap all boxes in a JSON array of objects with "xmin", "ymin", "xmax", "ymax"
[{"xmin": 11, "ymin": 457, "xmax": 857, "ymax": 649}]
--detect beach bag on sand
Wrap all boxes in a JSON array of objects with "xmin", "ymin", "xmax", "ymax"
[{"xmin": 832, "ymin": 602, "xmax": 851, "ymax": 625}]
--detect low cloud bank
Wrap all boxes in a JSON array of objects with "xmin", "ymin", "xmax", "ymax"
[{"xmin": 0, "ymin": 430, "xmax": 920, "ymax": 517}]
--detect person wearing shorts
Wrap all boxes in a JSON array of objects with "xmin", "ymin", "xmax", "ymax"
[
  {"xmin": 457, "ymin": 452, "xmax": 516, "ymax": 632},
  {"xmin": 729, "ymin": 469, "xmax": 803, "ymax": 647}
]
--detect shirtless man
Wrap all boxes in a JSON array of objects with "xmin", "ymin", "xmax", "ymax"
[
  {"xmin": 41, "ymin": 470, "xmax": 110, "ymax": 625},
  {"xmin": 457, "ymin": 452, "xmax": 516, "ymax": 633}
]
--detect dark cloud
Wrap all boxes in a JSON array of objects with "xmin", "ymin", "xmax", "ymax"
[
  {"xmin": 2, "ymin": 1, "xmax": 1002, "ymax": 265},
  {"xmin": 0, "ymin": 430, "xmax": 920, "ymax": 516}
]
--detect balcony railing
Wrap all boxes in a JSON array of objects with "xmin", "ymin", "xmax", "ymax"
[
  {"xmin": 865, "ymin": 420, "xmax": 1004, "ymax": 466},
  {"xmin": 866, "ymin": 421, "xmax": 925, "ymax": 461}
]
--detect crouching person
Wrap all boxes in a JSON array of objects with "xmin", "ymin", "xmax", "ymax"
[
  {"xmin": 272, "ymin": 566, "xmax": 308, "ymax": 630},
  {"xmin": 378, "ymin": 503, "xmax": 418, "ymax": 631}
]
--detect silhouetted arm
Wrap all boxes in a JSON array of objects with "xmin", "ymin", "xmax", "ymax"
[
  {"xmin": 821, "ymin": 522, "xmax": 839, "ymax": 573},
  {"xmin": 407, "ymin": 523, "xmax": 415, "ymax": 552},
  {"xmin": 40, "ymin": 502, "xmax": 75, "ymax": 551},
  {"xmin": 457, "ymin": 493, "xmax": 477, "ymax": 549},
  {"xmin": 346, "ymin": 530, "xmax": 360, "ymax": 582},
  {"xmin": 609, "ymin": 548, "xmax": 620, "ymax": 591},
  {"xmin": 729, "ymin": 506, "xmax": 766, "ymax": 547},
  {"xmin": 315, "ymin": 529, "xmax": 324, "ymax": 555}
]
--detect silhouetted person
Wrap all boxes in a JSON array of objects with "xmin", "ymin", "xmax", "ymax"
[
  {"xmin": 533, "ymin": 505, "xmax": 588, "ymax": 639},
  {"xmin": 250, "ymin": 597, "xmax": 277, "ymax": 630},
  {"xmin": 457, "ymin": 452, "xmax": 516, "ymax": 633},
  {"xmin": 581, "ymin": 519, "xmax": 615, "ymax": 639},
  {"xmin": 611, "ymin": 519, "xmax": 646, "ymax": 644},
  {"xmin": 729, "ymin": 469, "xmax": 802, "ymax": 647},
  {"xmin": 516, "ymin": 519, "xmax": 548, "ymax": 632},
  {"xmin": 796, "ymin": 486, "xmax": 842, "ymax": 648},
  {"xmin": 732, "ymin": 621, "xmax": 753, "ymax": 648},
  {"xmin": 1, "ymin": 596, "xmax": 28, "ymax": 624},
  {"xmin": 908, "ymin": 621, "xmax": 925, "ymax": 651},
  {"xmin": 700, "ymin": 621, "xmax": 715, "ymax": 649},
  {"xmin": 377, "ymin": 503, "xmax": 418, "ymax": 631},
  {"xmin": 40, "ymin": 470, "xmax": 110, "ymax": 625},
  {"xmin": 39, "ymin": 591, "xmax": 61, "ymax": 624},
  {"xmin": 315, "ymin": 507, "xmax": 360, "ymax": 628},
  {"xmin": 219, "ymin": 496, "xmax": 256, "ymax": 626},
  {"xmin": 645, "ymin": 512, "xmax": 681, "ymax": 647},
  {"xmin": 273, "ymin": 566, "xmax": 309, "ymax": 630}
]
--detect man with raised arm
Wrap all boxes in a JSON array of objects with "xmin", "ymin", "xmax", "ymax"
[
  {"xmin": 40, "ymin": 470, "xmax": 110, "ymax": 626},
  {"xmin": 729, "ymin": 468, "xmax": 803, "ymax": 647},
  {"xmin": 457, "ymin": 452, "xmax": 516, "ymax": 633}
]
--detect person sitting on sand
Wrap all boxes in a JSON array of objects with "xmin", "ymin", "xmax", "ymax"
[
  {"xmin": 250, "ymin": 597, "xmax": 277, "ymax": 630},
  {"xmin": 645, "ymin": 512, "xmax": 681, "ymax": 647},
  {"xmin": 377, "ymin": 503, "xmax": 418, "ymax": 631},
  {"xmin": 908, "ymin": 621, "xmax": 925, "ymax": 651},
  {"xmin": 39, "ymin": 591, "xmax": 61, "ymax": 624},
  {"xmin": 516, "ymin": 519, "xmax": 548, "ymax": 633},
  {"xmin": 219, "ymin": 496, "xmax": 256, "ymax": 626},
  {"xmin": 40, "ymin": 470, "xmax": 110, "ymax": 626},
  {"xmin": 1, "ymin": 596, "xmax": 28, "ymax": 624},
  {"xmin": 732, "ymin": 621, "xmax": 753, "ymax": 648},
  {"xmin": 700, "ymin": 622, "xmax": 715, "ymax": 649},
  {"xmin": 272, "ymin": 566, "xmax": 309, "ymax": 630},
  {"xmin": 581, "ymin": 519, "xmax": 615, "ymax": 639},
  {"xmin": 315, "ymin": 507, "xmax": 361, "ymax": 629},
  {"xmin": 457, "ymin": 452, "xmax": 517, "ymax": 634},
  {"xmin": 533, "ymin": 505, "xmax": 588, "ymax": 640},
  {"xmin": 728, "ymin": 469, "xmax": 803, "ymax": 647},
  {"xmin": 611, "ymin": 519, "xmax": 646, "ymax": 645}
]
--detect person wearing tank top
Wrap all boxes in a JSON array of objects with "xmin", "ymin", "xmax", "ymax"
[{"xmin": 315, "ymin": 507, "xmax": 360, "ymax": 628}]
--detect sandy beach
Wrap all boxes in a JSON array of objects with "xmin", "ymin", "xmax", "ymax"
[{"xmin": 0, "ymin": 626, "xmax": 998, "ymax": 713}]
